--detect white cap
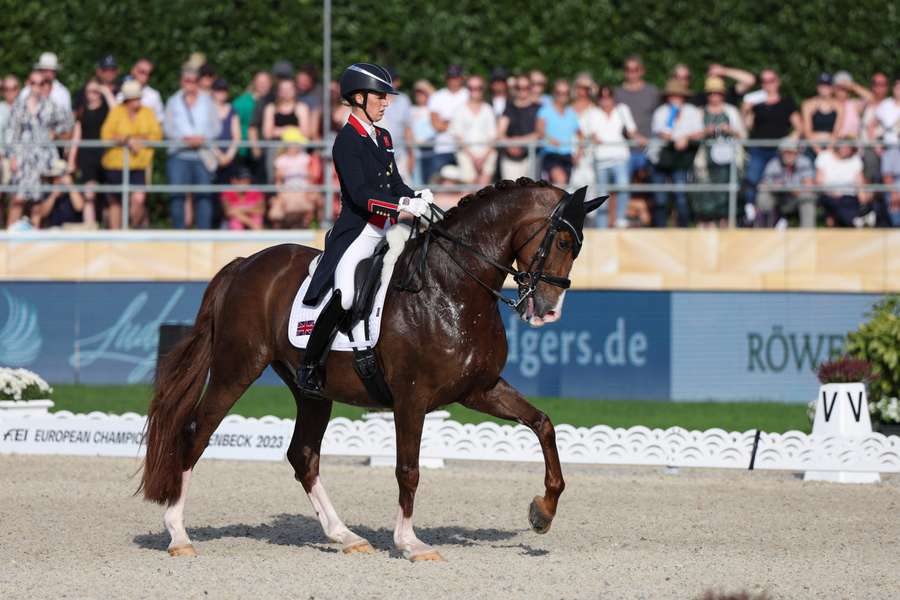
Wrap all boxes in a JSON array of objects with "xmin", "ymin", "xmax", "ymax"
[
  {"xmin": 34, "ymin": 52, "xmax": 60, "ymax": 71},
  {"xmin": 833, "ymin": 71, "xmax": 853, "ymax": 87}
]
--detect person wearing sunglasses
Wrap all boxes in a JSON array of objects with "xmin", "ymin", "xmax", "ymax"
[
  {"xmin": 614, "ymin": 55, "xmax": 659, "ymax": 181},
  {"xmin": 442, "ymin": 75, "xmax": 497, "ymax": 185},
  {"xmin": 4, "ymin": 73, "xmax": 74, "ymax": 227},
  {"xmin": 741, "ymin": 69, "xmax": 802, "ymax": 224},
  {"xmin": 536, "ymin": 79, "xmax": 582, "ymax": 186},
  {"xmin": 163, "ymin": 64, "xmax": 221, "ymax": 229},
  {"xmin": 497, "ymin": 74, "xmax": 542, "ymax": 181},
  {"xmin": 116, "ymin": 58, "xmax": 164, "ymax": 123},
  {"xmin": 26, "ymin": 52, "xmax": 71, "ymax": 113}
]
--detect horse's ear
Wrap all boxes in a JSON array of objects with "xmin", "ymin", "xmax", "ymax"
[{"xmin": 584, "ymin": 196, "xmax": 609, "ymax": 214}]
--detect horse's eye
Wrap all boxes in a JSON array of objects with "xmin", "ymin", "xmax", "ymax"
[{"xmin": 557, "ymin": 238, "xmax": 572, "ymax": 251}]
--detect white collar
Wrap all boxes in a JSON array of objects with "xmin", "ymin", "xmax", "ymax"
[{"xmin": 349, "ymin": 113, "xmax": 378, "ymax": 145}]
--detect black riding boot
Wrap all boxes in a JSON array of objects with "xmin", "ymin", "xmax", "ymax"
[{"xmin": 296, "ymin": 291, "xmax": 347, "ymax": 397}]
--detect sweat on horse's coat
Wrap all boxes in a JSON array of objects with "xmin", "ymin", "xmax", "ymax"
[{"xmin": 139, "ymin": 178, "xmax": 605, "ymax": 561}]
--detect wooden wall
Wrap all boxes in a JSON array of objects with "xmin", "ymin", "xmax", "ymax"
[{"xmin": 1, "ymin": 230, "xmax": 897, "ymax": 292}]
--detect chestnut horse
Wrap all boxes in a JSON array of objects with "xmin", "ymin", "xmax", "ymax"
[{"xmin": 140, "ymin": 178, "xmax": 605, "ymax": 561}]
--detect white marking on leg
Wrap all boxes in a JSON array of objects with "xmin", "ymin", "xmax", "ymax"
[
  {"xmin": 164, "ymin": 469, "xmax": 193, "ymax": 550},
  {"xmin": 393, "ymin": 505, "xmax": 439, "ymax": 559},
  {"xmin": 306, "ymin": 477, "xmax": 369, "ymax": 550}
]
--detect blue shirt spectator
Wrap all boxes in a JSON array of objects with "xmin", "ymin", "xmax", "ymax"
[
  {"xmin": 537, "ymin": 98, "xmax": 580, "ymax": 155},
  {"xmin": 164, "ymin": 80, "xmax": 220, "ymax": 161},
  {"xmin": 163, "ymin": 66, "xmax": 221, "ymax": 229},
  {"xmin": 536, "ymin": 79, "xmax": 582, "ymax": 185}
]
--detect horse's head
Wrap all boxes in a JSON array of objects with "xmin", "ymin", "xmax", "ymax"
[{"xmin": 512, "ymin": 186, "xmax": 606, "ymax": 327}]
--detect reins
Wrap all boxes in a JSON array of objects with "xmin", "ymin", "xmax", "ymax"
[{"xmin": 394, "ymin": 199, "xmax": 575, "ymax": 311}]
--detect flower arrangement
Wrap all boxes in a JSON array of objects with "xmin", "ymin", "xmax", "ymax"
[
  {"xmin": 807, "ymin": 356, "xmax": 872, "ymax": 423},
  {"xmin": 816, "ymin": 355, "xmax": 872, "ymax": 385},
  {"xmin": 0, "ymin": 367, "xmax": 53, "ymax": 401},
  {"xmin": 870, "ymin": 397, "xmax": 900, "ymax": 424}
]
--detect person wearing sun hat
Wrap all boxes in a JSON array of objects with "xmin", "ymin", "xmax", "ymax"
[
  {"xmin": 101, "ymin": 79, "xmax": 162, "ymax": 228},
  {"xmin": 694, "ymin": 76, "xmax": 746, "ymax": 226},
  {"xmin": 26, "ymin": 52, "xmax": 71, "ymax": 112},
  {"xmin": 648, "ymin": 78, "xmax": 704, "ymax": 226}
]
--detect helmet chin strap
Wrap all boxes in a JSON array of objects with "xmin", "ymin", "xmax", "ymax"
[{"xmin": 354, "ymin": 91, "xmax": 376, "ymax": 124}]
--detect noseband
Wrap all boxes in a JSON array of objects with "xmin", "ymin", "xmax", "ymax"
[{"xmin": 401, "ymin": 195, "xmax": 580, "ymax": 311}]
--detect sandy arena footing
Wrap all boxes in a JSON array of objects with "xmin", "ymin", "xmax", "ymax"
[{"xmin": 0, "ymin": 454, "xmax": 897, "ymax": 599}]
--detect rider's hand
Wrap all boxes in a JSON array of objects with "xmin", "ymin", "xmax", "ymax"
[
  {"xmin": 416, "ymin": 188, "xmax": 435, "ymax": 204},
  {"xmin": 398, "ymin": 196, "xmax": 428, "ymax": 217}
]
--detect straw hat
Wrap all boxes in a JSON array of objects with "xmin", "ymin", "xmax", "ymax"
[
  {"xmin": 663, "ymin": 78, "xmax": 692, "ymax": 97},
  {"xmin": 413, "ymin": 79, "xmax": 435, "ymax": 95},
  {"xmin": 121, "ymin": 79, "xmax": 142, "ymax": 100},
  {"xmin": 281, "ymin": 127, "xmax": 307, "ymax": 144},
  {"xmin": 34, "ymin": 52, "xmax": 60, "ymax": 71},
  {"xmin": 574, "ymin": 72, "xmax": 596, "ymax": 90},
  {"xmin": 704, "ymin": 76, "xmax": 726, "ymax": 94}
]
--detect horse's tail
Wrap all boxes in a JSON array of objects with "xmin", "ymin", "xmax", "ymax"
[{"xmin": 139, "ymin": 257, "xmax": 244, "ymax": 505}]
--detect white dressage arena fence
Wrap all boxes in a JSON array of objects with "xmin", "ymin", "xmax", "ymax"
[{"xmin": 2, "ymin": 407, "xmax": 899, "ymax": 476}]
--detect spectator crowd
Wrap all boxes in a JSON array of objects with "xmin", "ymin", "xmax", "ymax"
[{"xmin": 1, "ymin": 50, "xmax": 899, "ymax": 230}]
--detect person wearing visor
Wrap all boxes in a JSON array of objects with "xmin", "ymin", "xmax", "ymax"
[{"xmin": 297, "ymin": 62, "xmax": 433, "ymax": 396}]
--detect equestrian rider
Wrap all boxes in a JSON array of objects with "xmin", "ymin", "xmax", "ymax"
[{"xmin": 297, "ymin": 63, "xmax": 432, "ymax": 395}]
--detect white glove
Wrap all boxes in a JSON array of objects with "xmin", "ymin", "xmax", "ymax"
[
  {"xmin": 416, "ymin": 188, "xmax": 435, "ymax": 204},
  {"xmin": 398, "ymin": 196, "xmax": 428, "ymax": 218}
]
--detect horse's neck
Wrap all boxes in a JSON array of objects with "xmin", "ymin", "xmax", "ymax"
[{"xmin": 427, "ymin": 197, "xmax": 534, "ymax": 296}]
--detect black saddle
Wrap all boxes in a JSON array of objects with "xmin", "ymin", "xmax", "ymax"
[{"xmin": 350, "ymin": 238, "xmax": 390, "ymax": 329}]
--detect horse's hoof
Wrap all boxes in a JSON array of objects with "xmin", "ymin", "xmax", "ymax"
[
  {"xmin": 342, "ymin": 540, "xmax": 375, "ymax": 554},
  {"xmin": 168, "ymin": 544, "xmax": 198, "ymax": 557},
  {"xmin": 410, "ymin": 550, "xmax": 444, "ymax": 562},
  {"xmin": 529, "ymin": 496, "xmax": 553, "ymax": 534}
]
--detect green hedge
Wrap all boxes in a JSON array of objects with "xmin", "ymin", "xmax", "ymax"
[{"xmin": 1, "ymin": 0, "xmax": 896, "ymax": 100}]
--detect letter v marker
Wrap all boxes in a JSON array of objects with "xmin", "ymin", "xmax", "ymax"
[
  {"xmin": 822, "ymin": 390, "xmax": 838, "ymax": 422},
  {"xmin": 847, "ymin": 391, "xmax": 863, "ymax": 422}
]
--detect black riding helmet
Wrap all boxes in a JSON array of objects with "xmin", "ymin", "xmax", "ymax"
[{"xmin": 340, "ymin": 63, "xmax": 397, "ymax": 123}]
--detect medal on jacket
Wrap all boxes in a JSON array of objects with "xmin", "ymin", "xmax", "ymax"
[{"xmin": 387, "ymin": 162, "xmax": 393, "ymax": 176}]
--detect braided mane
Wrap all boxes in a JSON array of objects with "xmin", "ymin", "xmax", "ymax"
[{"xmin": 441, "ymin": 177, "xmax": 552, "ymax": 225}]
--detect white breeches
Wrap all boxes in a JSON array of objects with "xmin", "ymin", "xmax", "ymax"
[{"xmin": 334, "ymin": 221, "xmax": 388, "ymax": 311}]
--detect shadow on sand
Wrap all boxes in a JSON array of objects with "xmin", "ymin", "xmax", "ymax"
[{"xmin": 133, "ymin": 513, "xmax": 530, "ymax": 556}]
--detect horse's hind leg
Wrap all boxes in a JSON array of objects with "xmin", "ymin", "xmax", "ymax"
[
  {"xmin": 461, "ymin": 378, "xmax": 565, "ymax": 534},
  {"xmin": 166, "ymin": 366, "xmax": 263, "ymax": 555},
  {"xmin": 273, "ymin": 362, "xmax": 373, "ymax": 554}
]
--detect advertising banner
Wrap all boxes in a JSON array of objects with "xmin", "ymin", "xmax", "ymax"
[
  {"xmin": 0, "ymin": 282, "xmax": 883, "ymax": 402},
  {"xmin": 669, "ymin": 292, "xmax": 879, "ymax": 402},
  {"xmin": 502, "ymin": 291, "xmax": 671, "ymax": 399}
]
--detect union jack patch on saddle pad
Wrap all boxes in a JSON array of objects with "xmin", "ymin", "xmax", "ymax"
[{"xmin": 296, "ymin": 320, "xmax": 315, "ymax": 336}]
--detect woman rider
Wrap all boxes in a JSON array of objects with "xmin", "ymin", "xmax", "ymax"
[{"xmin": 297, "ymin": 63, "xmax": 432, "ymax": 395}]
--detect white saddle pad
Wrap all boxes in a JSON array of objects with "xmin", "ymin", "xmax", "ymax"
[{"xmin": 288, "ymin": 223, "xmax": 411, "ymax": 351}]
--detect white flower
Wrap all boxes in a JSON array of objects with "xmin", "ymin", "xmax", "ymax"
[{"xmin": 0, "ymin": 367, "xmax": 52, "ymax": 401}]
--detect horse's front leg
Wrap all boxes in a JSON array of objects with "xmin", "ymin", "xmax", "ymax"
[
  {"xmin": 392, "ymin": 406, "xmax": 443, "ymax": 561},
  {"xmin": 461, "ymin": 377, "xmax": 565, "ymax": 533}
]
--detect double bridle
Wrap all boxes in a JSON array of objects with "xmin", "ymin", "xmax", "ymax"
[{"xmin": 396, "ymin": 196, "xmax": 582, "ymax": 311}]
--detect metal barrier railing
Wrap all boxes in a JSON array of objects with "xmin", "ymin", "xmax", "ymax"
[{"xmin": 1, "ymin": 137, "xmax": 896, "ymax": 230}]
